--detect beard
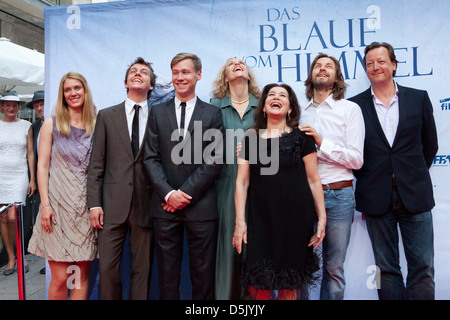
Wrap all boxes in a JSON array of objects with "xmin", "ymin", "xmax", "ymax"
[{"xmin": 312, "ymin": 75, "xmax": 334, "ymax": 91}]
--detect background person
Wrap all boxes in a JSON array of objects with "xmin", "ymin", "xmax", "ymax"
[
  {"xmin": 25, "ymin": 90, "xmax": 45, "ymax": 270},
  {"xmin": 210, "ymin": 57, "xmax": 260, "ymax": 300},
  {"xmin": 0, "ymin": 90, "xmax": 36, "ymax": 276},
  {"xmin": 28, "ymin": 72, "xmax": 97, "ymax": 300}
]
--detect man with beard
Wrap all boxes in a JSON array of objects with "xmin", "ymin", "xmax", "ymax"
[{"xmin": 299, "ymin": 54, "xmax": 365, "ymax": 300}]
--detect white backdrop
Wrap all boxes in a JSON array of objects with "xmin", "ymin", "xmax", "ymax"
[{"xmin": 44, "ymin": 0, "xmax": 450, "ymax": 299}]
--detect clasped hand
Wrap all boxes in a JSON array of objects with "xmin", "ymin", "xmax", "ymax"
[{"xmin": 162, "ymin": 190, "xmax": 192, "ymax": 213}]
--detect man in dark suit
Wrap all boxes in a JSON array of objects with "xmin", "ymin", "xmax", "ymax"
[
  {"xmin": 87, "ymin": 57, "xmax": 155, "ymax": 300},
  {"xmin": 143, "ymin": 52, "xmax": 224, "ymax": 300},
  {"xmin": 27, "ymin": 90, "xmax": 45, "ymax": 182},
  {"xmin": 26, "ymin": 90, "xmax": 45, "ymax": 273},
  {"xmin": 349, "ymin": 42, "xmax": 438, "ymax": 300}
]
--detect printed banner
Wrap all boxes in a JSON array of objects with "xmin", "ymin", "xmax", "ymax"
[{"xmin": 44, "ymin": 0, "xmax": 450, "ymax": 299}]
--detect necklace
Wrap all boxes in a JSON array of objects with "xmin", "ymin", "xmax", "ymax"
[{"xmin": 231, "ymin": 96, "xmax": 250, "ymax": 104}]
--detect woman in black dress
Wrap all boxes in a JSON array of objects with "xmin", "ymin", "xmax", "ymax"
[{"xmin": 233, "ymin": 83, "xmax": 326, "ymax": 300}]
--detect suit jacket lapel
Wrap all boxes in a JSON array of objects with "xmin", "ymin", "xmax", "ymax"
[
  {"xmin": 392, "ymin": 85, "xmax": 408, "ymax": 148},
  {"xmin": 363, "ymin": 88, "xmax": 391, "ymax": 148},
  {"xmin": 164, "ymin": 98, "xmax": 179, "ymax": 135},
  {"xmin": 111, "ymin": 102, "xmax": 134, "ymax": 159},
  {"xmin": 187, "ymin": 98, "xmax": 204, "ymax": 136}
]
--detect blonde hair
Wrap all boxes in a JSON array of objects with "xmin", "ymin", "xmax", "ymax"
[
  {"xmin": 211, "ymin": 58, "xmax": 261, "ymax": 99},
  {"xmin": 55, "ymin": 72, "xmax": 96, "ymax": 138}
]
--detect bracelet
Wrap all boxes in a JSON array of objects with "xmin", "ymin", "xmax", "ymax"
[{"xmin": 41, "ymin": 204, "xmax": 51, "ymax": 209}]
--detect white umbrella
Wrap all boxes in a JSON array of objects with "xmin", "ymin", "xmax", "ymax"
[{"xmin": 0, "ymin": 37, "xmax": 44, "ymax": 100}]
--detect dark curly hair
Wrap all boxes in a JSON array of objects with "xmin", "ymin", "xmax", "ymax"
[{"xmin": 253, "ymin": 83, "xmax": 300, "ymax": 132}]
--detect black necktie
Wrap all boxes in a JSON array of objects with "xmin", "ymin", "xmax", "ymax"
[
  {"xmin": 131, "ymin": 104, "xmax": 140, "ymax": 158},
  {"xmin": 179, "ymin": 102, "xmax": 186, "ymax": 142}
]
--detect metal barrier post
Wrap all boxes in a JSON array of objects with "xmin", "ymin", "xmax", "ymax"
[{"xmin": 15, "ymin": 203, "xmax": 26, "ymax": 300}]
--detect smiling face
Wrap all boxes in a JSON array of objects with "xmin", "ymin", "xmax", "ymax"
[
  {"xmin": 63, "ymin": 78, "xmax": 85, "ymax": 110},
  {"xmin": 224, "ymin": 58, "xmax": 249, "ymax": 83},
  {"xmin": 1, "ymin": 101, "xmax": 20, "ymax": 120},
  {"xmin": 263, "ymin": 86, "xmax": 292, "ymax": 119},
  {"xmin": 365, "ymin": 47, "xmax": 397, "ymax": 86},
  {"xmin": 311, "ymin": 57, "xmax": 337, "ymax": 90},
  {"xmin": 172, "ymin": 58, "xmax": 202, "ymax": 101}
]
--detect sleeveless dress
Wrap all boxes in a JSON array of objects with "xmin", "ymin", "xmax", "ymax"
[
  {"xmin": 28, "ymin": 118, "xmax": 98, "ymax": 261},
  {"xmin": 239, "ymin": 128, "xmax": 320, "ymax": 300},
  {"xmin": 0, "ymin": 119, "xmax": 31, "ymax": 205}
]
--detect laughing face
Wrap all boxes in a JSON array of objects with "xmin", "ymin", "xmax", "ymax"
[
  {"xmin": 125, "ymin": 63, "xmax": 153, "ymax": 95},
  {"xmin": 263, "ymin": 86, "xmax": 292, "ymax": 119},
  {"xmin": 224, "ymin": 58, "xmax": 249, "ymax": 83}
]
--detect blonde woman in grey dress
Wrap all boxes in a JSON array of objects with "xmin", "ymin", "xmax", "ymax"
[{"xmin": 28, "ymin": 72, "xmax": 97, "ymax": 300}]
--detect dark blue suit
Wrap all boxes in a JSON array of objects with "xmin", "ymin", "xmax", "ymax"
[
  {"xmin": 349, "ymin": 84, "xmax": 438, "ymax": 299},
  {"xmin": 349, "ymin": 85, "xmax": 438, "ymax": 215}
]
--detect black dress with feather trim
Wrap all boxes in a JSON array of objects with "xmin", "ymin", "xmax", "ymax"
[{"xmin": 239, "ymin": 128, "xmax": 320, "ymax": 300}]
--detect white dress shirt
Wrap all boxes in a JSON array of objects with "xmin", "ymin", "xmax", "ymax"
[
  {"xmin": 164, "ymin": 96, "xmax": 197, "ymax": 202},
  {"xmin": 125, "ymin": 98, "xmax": 148, "ymax": 148},
  {"xmin": 175, "ymin": 96, "xmax": 197, "ymax": 137},
  {"xmin": 300, "ymin": 94, "xmax": 365, "ymax": 184},
  {"xmin": 371, "ymin": 82, "xmax": 399, "ymax": 147}
]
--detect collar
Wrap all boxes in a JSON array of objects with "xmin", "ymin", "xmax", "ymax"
[
  {"xmin": 305, "ymin": 93, "xmax": 335, "ymax": 109},
  {"xmin": 175, "ymin": 96, "xmax": 197, "ymax": 110},
  {"xmin": 125, "ymin": 98, "xmax": 148, "ymax": 115},
  {"xmin": 216, "ymin": 94, "xmax": 259, "ymax": 109},
  {"xmin": 370, "ymin": 81, "xmax": 399, "ymax": 99}
]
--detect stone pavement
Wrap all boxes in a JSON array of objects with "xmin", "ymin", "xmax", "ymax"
[{"xmin": 0, "ymin": 253, "xmax": 46, "ymax": 300}]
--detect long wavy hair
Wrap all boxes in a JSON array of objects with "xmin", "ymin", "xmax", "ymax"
[
  {"xmin": 253, "ymin": 83, "xmax": 300, "ymax": 132},
  {"xmin": 211, "ymin": 58, "xmax": 261, "ymax": 99},
  {"xmin": 55, "ymin": 72, "xmax": 96, "ymax": 138},
  {"xmin": 304, "ymin": 53, "xmax": 347, "ymax": 101}
]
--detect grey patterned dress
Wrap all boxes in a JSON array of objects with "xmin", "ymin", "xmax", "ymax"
[{"xmin": 28, "ymin": 117, "xmax": 98, "ymax": 261}]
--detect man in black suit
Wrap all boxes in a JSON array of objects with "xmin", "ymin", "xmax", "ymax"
[
  {"xmin": 25, "ymin": 91, "xmax": 45, "ymax": 274},
  {"xmin": 143, "ymin": 52, "xmax": 224, "ymax": 300},
  {"xmin": 27, "ymin": 91, "xmax": 45, "ymax": 211},
  {"xmin": 349, "ymin": 42, "xmax": 438, "ymax": 300}
]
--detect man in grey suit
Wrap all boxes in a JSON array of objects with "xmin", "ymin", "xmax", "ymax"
[
  {"xmin": 87, "ymin": 57, "xmax": 155, "ymax": 300},
  {"xmin": 349, "ymin": 42, "xmax": 438, "ymax": 299},
  {"xmin": 143, "ymin": 52, "xmax": 224, "ymax": 300}
]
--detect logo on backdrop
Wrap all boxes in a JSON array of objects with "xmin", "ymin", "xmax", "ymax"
[
  {"xmin": 433, "ymin": 155, "xmax": 450, "ymax": 167},
  {"xmin": 440, "ymin": 98, "xmax": 450, "ymax": 111}
]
